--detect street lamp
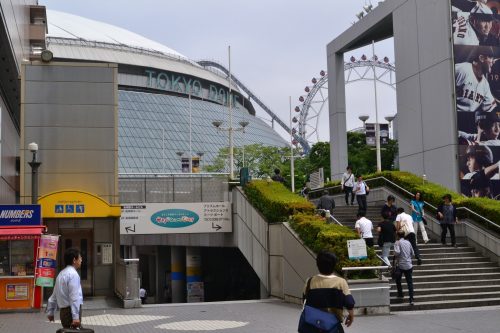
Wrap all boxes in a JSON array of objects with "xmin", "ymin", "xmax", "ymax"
[
  {"xmin": 358, "ymin": 115, "xmax": 370, "ymax": 131},
  {"xmin": 239, "ymin": 121, "xmax": 249, "ymax": 167},
  {"xmin": 384, "ymin": 115, "xmax": 396, "ymax": 139},
  {"xmin": 27, "ymin": 142, "xmax": 41, "ymax": 204},
  {"xmin": 212, "ymin": 120, "xmax": 249, "ymax": 178}
]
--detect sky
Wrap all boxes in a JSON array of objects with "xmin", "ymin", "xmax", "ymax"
[{"xmin": 39, "ymin": 0, "xmax": 397, "ymax": 143}]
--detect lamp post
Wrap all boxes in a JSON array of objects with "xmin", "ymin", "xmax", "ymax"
[
  {"xmin": 238, "ymin": 121, "xmax": 249, "ymax": 167},
  {"xmin": 371, "ymin": 41, "xmax": 382, "ymax": 172},
  {"xmin": 27, "ymin": 142, "xmax": 41, "ymax": 204},
  {"xmin": 358, "ymin": 115, "xmax": 370, "ymax": 132},
  {"xmin": 212, "ymin": 121, "xmax": 249, "ymax": 178},
  {"xmin": 384, "ymin": 115, "xmax": 396, "ymax": 140}
]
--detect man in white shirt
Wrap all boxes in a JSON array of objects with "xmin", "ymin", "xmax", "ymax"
[
  {"xmin": 47, "ymin": 248, "xmax": 83, "ymax": 329},
  {"xmin": 355, "ymin": 211, "xmax": 374, "ymax": 247},
  {"xmin": 353, "ymin": 175, "xmax": 369, "ymax": 212},
  {"xmin": 396, "ymin": 208, "xmax": 422, "ymax": 265},
  {"xmin": 341, "ymin": 166, "xmax": 355, "ymax": 205}
]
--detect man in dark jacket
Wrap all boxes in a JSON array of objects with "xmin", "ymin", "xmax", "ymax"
[
  {"xmin": 317, "ymin": 189, "xmax": 335, "ymax": 215},
  {"xmin": 381, "ymin": 195, "xmax": 398, "ymax": 223}
]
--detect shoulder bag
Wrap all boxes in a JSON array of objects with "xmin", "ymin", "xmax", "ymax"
[
  {"xmin": 298, "ymin": 277, "xmax": 341, "ymax": 333},
  {"xmin": 363, "ymin": 182, "xmax": 370, "ymax": 196},
  {"xmin": 400, "ymin": 221, "xmax": 410, "ymax": 236},
  {"xmin": 390, "ymin": 256, "xmax": 402, "ymax": 280}
]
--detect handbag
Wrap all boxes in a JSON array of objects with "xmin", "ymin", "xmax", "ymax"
[
  {"xmin": 390, "ymin": 256, "xmax": 402, "ymax": 280},
  {"xmin": 298, "ymin": 278, "xmax": 340, "ymax": 333},
  {"xmin": 422, "ymin": 217, "xmax": 428, "ymax": 225},
  {"xmin": 400, "ymin": 222, "xmax": 410, "ymax": 236},
  {"xmin": 363, "ymin": 182, "xmax": 370, "ymax": 196}
]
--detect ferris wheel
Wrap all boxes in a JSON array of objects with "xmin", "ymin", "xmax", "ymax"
[{"xmin": 292, "ymin": 55, "xmax": 396, "ymax": 150}]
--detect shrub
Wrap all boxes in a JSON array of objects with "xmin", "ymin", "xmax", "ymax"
[
  {"xmin": 362, "ymin": 171, "xmax": 499, "ymax": 227},
  {"xmin": 244, "ymin": 180, "xmax": 315, "ymax": 222},
  {"xmin": 289, "ymin": 213, "xmax": 379, "ymax": 279}
]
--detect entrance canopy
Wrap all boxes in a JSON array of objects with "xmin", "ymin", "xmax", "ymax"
[{"xmin": 38, "ymin": 191, "xmax": 121, "ymax": 218}]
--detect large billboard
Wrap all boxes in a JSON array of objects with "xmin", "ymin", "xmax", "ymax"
[{"xmin": 452, "ymin": 1, "xmax": 500, "ymax": 200}]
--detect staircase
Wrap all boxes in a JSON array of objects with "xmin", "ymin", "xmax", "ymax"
[{"xmin": 332, "ymin": 203, "xmax": 500, "ymax": 311}]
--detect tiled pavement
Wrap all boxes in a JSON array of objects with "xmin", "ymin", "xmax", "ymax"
[{"xmin": 0, "ymin": 299, "xmax": 499, "ymax": 332}]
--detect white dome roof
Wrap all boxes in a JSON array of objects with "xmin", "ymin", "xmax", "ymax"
[{"xmin": 46, "ymin": 10, "xmax": 188, "ymax": 60}]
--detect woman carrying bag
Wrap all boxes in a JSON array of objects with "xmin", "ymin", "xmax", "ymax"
[{"xmin": 299, "ymin": 251, "xmax": 355, "ymax": 333}]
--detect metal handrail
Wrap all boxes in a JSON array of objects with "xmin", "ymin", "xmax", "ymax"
[
  {"xmin": 315, "ymin": 209, "xmax": 343, "ymax": 226},
  {"xmin": 310, "ymin": 176, "xmax": 499, "ymax": 231}
]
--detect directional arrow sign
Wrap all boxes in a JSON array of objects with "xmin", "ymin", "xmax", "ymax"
[
  {"xmin": 125, "ymin": 225, "xmax": 136, "ymax": 233},
  {"xmin": 211, "ymin": 223, "xmax": 222, "ymax": 231}
]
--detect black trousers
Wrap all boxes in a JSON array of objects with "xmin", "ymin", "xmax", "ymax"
[
  {"xmin": 407, "ymin": 232, "xmax": 420, "ymax": 260},
  {"xmin": 344, "ymin": 186, "xmax": 354, "ymax": 204},
  {"xmin": 356, "ymin": 194, "xmax": 367, "ymax": 212},
  {"xmin": 396, "ymin": 268, "xmax": 414, "ymax": 301},
  {"xmin": 440, "ymin": 223, "xmax": 456, "ymax": 245},
  {"xmin": 364, "ymin": 238, "xmax": 374, "ymax": 248},
  {"xmin": 60, "ymin": 306, "xmax": 82, "ymax": 328}
]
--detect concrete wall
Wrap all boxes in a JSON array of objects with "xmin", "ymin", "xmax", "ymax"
[
  {"xmin": 20, "ymin": 62, "xmax": 119, "ymax": 204},
  {"xmin": 327, "ymin": 0, "xmax": 459, "ymax": 192},
  {"xmin": 233, "ymin": 187, "xmax": 390, "ymax": 313}
]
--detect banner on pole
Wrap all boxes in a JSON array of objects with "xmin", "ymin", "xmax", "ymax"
[{"xmin": 35, "ymin": 234, "xmax": 59, "ymax": 287}]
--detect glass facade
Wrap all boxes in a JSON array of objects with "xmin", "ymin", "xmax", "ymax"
[{"xmin": 118, "ymin": 90, "xmax": 287, "ymax": 173}]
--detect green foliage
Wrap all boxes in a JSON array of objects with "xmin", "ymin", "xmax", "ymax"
[
  {"xmin": 308, "ymin": 142, "xmax": 331, "ymax": 179},
  {"xmin": 204, "ymin": 144, "xmax": 289, "ymax": 179},
  {"xmin": 347, "ymin": 132, "xmax": 399, "ymax": 175},
  {"xmin": 362, "ymin": 171, "xmax": 499, "ymax": 227},
  {"xmin": 289, "ymin": 214, "xmax": 379, "ymax": 278},
  {"xmin": 243, "ymin": 180, "xmax": 315, "ymax": 222}
]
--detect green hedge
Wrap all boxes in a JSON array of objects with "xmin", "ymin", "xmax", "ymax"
[
  {"xmin": 243, "ymin": 180, "xmax": 378, "ymax": 278},
  {"xmin": 289, "ymin": 214, "xmax": 379, "ymax": 278},
  {"xmin": 244, "ymin": 180, "xmax": 315, "ymax": 222}
]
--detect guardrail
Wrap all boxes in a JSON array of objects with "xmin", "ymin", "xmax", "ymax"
[{"xmin": 309, "ymin": 176, "xmax": 499, "ymax": 233}]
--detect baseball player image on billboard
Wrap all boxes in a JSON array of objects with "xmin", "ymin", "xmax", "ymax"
[
  {"xmin": 453, "ymin": 12, "xmax": 499, "ymax": 46},
  {"xmin": 452, "ymin": 0, "xmax": 500, "ymax": 14},
  {"xmin": 454, "ymin": 45, "xmax": 498, "ymax": 112},
  {"xmin": 458, "ymin": 108, "xmax": 500, "ymax": 145},
  {"xmin": 459, "ymin": 145, "xmax": 500, "ymax": 199}
]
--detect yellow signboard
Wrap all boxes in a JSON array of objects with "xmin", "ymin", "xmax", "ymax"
[{"xmin": 38, "ymin": 191, "xmax": 121, "ymax": 218}]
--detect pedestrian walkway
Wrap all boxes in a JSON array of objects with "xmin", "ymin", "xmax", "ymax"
[{"xmin": 0, "ymin": 299, "xmax": 499, "ymax": 333}]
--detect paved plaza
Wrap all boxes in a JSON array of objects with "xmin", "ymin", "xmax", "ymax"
[{"xmin": 0, "ymin": 299, "xmax": 499, "ymax": 333}]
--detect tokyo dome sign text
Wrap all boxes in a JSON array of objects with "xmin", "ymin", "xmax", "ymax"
[{"xmin": 145, "ymin": 70, "xmax": 240, "ymax": 106}]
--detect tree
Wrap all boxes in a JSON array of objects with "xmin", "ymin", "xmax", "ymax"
[
  {"xmin": 346, "ymin": 132, "xmax": 398, "ymax": 175},
  {"xmin": 204, "ymin": 144, "xmax": 288, "ymax": 179}
]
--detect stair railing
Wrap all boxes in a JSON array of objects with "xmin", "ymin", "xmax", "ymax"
[{"xmin": 310, "ymin": 176, "xmax": 499, "ymax": 234}]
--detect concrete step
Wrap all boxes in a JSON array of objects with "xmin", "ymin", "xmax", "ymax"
[
  {"xmin": 407, "ymin": 256, "xmax": 487, "ymax": 264},
  {"xmin": 416, "ymin": 251, "xmax": 479, "ymax": 259},
  {"xmin": 390, "ymin": 279, "xmax": 500, "ymax": 289},
  {"xmin": 390, "ymin": 297, "xmax": 500, "ymax": 311},
  {"xmin": 409, "ymin": 272, "xmax": 500, "ymax": 282},
  {"xmin": 410, "ymin": 262, "xmax": 497, "ymax": 270},
  {"xmin": 417, "ymin": 246, "xmax": 475, "ymax": 253},
  {"xmin": 390, "ymin": 284, "xmax": 500, "ymax": 296},
  {"xmin": 390, "ymin": 291, "xmax": 500, "ymax": 304},
  {"xmin": 411, "ymin": 267, "xmax": 500, "ymax": 276}
]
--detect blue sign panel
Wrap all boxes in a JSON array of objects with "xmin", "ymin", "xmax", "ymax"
[
  {"xmin": 55, "ymin": 205, "xmax": 64, "ymax": 213},
  {"xmin": 0, "ymin": 205, "xmax": 41, "ymax": 226},
  {"xmin": 76, "ymin": 205, "xmax": 85, "ymax": 213},
  {"xmin": 37, "ymin": 258, "xmax": 57, "ymax": 269},
  {"xmin": 65, "ymin": 205, "xmax": 74, "ymax": 213}
]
